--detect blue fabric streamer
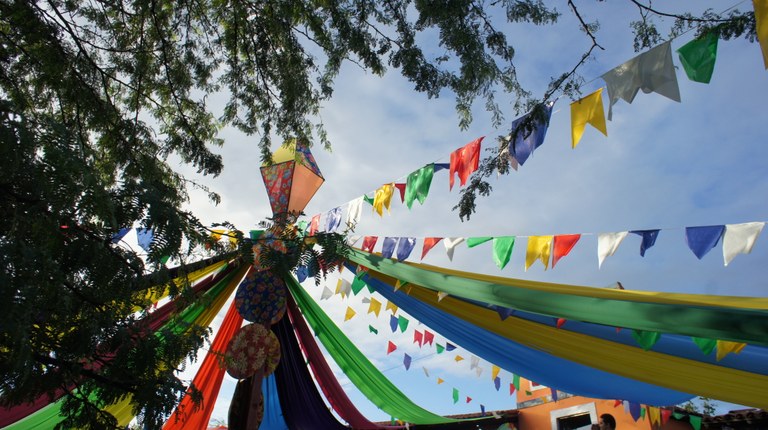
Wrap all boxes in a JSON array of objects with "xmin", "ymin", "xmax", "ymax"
[
  {"xmin": 631, "ymin": 229, "xmax": 660, "ymax": 257},
  {"xmin": 685, "ymin": 225, "xmax": 725, "ymax": 259},
  {"xmin": 259, "ymin": 375, "xmax": 289, "ymax": 430}
]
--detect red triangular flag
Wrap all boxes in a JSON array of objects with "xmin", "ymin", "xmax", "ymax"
[
  {"xmin": 661, "ymin": 409, "xmax": 672, "ymax": 425},
  {"xmin": 509, "ymin": 383, "xmax": 516, "ymax": 395},
  {"xmin": 449, "ymin": 137, "xmax": 484, "ymax": 190},
  {"xmin": 423, "ymin": 330, "xmax": 435, "ymax": 346},
  {"xmin": 614, "ymin": 400, "xmax": 623, "ymax": 407},
  {"xmin": 421, "ymin": 237, "xmax": 443, "ymax": 260},
  {"xmin": 387, "ymin": 341, "xmax": 397, "ymax": 355},
  {"xmin": 552, "ymin": 234, "xmax": 581, "ymax": 268},
  {"xmin": 466, "ymin": 396, "xmax": 472, "ymax": 404},
  {"xmin": 394, "ymin": 183, "xmax": 406, "ymax": 203},
  {"xmin": 362, "ymin": 236, "xmax": 378, "ymax": 252},
  {"xmin": 308, "ymin": 214, "xmax": 321, "ymax": 236},
  {"xmin": 556, "ymin": 318, "xmax": 566, "ymax": 329},
  {"xmin": 413, "ymin": 330, "xmax": 424, "ymax": 347}
]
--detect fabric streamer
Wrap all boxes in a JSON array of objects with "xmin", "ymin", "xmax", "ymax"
[
  {"xmin": 325, "ymin": 207, "xmax": 342, "ymax": 232},
  {"xmin": 373, "ymin": 183, "xmax": 395, "ymax": 216},
  {"xmin": 443, "ymin": 237, "xmax": 465, "ymax": 261},
  {"xmin": 259, "ymin": 375, "xmax": 289, "ymax": 430},
  {"xmin": 347, "ymin": 198, "xmax": 364, "ymax": 226},
  {"xmin": 525, "ymin": 236, "xmax": 552, "ymax": 271},
  {"xmin": 631, "ymin": 229, "xmax": 660, "ymax": 257},
  {"xmin": 421, "ymin": 237, "xmax": 443, "ymax": 260},
  {"xmin": 396, "ymin": 237, "xmax": 417, "ymax": 261},
  {"xmin": 492, "ymin": 237, "xmax": 515, "ymax": 270},
  {"xmin": 382, "ymin": 237, "xmax": 398, "ymax": 259},
  {"xmin": 597, "ymin": 231, "xmax": 628, "ymax": 268}
]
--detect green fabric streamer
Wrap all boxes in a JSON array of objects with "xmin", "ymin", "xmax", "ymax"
[
  {"xmin": 398, "ymin": 315, "xmax": 409, "ymax": 332},
  {"xmin": 347, "ymin": 248, "xmax": 768, "ymax": 346},
  {"xmin": 677, "ymin": 32, "xmax": 718, "ymax": 83},
  {"xmin": 436, "ymin": 344, "xmax": 445, "ymax": 354},
  {"xmin": 493, "ymin": 237, "xmax": 515, "ymax": 270},
  {"xmin": 284, "ymin": 272, "xmax": 461, "ymax": 425},
  {"xmin": 466, "ymin": 237, "xmax": 493, "ymax": 248},
  {"xmin": 405, "ymin": 164, "xmax": 434, "ymax": 209},
  {"xmin": 452, "ymin": 388, "xmax": 459, "ymax": 404},
  {"xmin": 632, "ymin": 330, "xmax": 661, "ymax": 351},
  {"xmin": 692, "ymin": 337, "xmax": 717, "ymax": 355}
]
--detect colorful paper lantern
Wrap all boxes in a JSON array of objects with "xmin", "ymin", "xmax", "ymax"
[{"xmin": 260, "ymin": 139, "xmax": 324, "ymax": 221}]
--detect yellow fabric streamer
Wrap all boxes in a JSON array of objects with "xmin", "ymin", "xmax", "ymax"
[
  {"xmin": 570, "ymin": 88, "xmax": 608, "ymax": 148},
  {"xmin": 133, "ymin": 260, "xmax": 229, "ymax": 311},
  {"xmin": 716, "ymin": 340, "xmax": 747, "ymax": 361},
  {"xmin": 344, "ymin": 306, "xmax": 357, "ymax": 321},
  {"xmin": 373, "ymin": 183, "xmax": 395, "ymax": 216},
  {"xmin": 525, "ymin": 236, "xmax": 553, "ymax": 271},
  {"xmin": 362, "ymin": 269, "xmax": 768, "ymax": 408},
  {"xmin": 755, "ymin": 0, "xmax": 768, "ymax": 68},
  {"xmin": 368, "ymin": 297, "xmax": 382, "ymax": 317}
]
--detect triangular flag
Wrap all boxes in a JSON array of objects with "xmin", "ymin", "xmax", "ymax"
[
  {"xmin": 550, "ymin": 388, "xmax": 558, "ymax": 402},
  {"xmin": 648, "ymin": 406, "xmax": 661, "ymax": 426},
  {"xmin": 347, "ymin": 198, "xmax": 363, "ymax": 226},
  {"xmin": 661, "ymin": 409, "xmax": 672, "ymax": 425},
  {"xmin": 320, "ymin": 286, "xmax": 334, "ymax": 300},
  {"xmin": 466, "ymin": 396, "xmax": 472, "ymax": 404},
  {"xmin": 111, "ymin": 227, "xmax": 131, "ymax": 244},
  {"xmin": 394, "ymin": 280, "xmax": 408, "ymax": 292},
  {"xmin": 210, "ymin": 228, "xmax": 225, "ymax": 242},
  {"xmin": 308, "ymin": 214, "xmax": 321, "ymax": 236},
  {"xmin": 394, "ymin": 183, "xmax": 406, "ymax": 203},
  {"xmin": 755, "ymin": 0, "xmax": 768, "ymax": 68},
  {"xmin": 723, "ymin": 222, "xmax": 764, "ymax": 266},
  {"xmin": 336, "ymin": 279, "xmax": 351, "ymax": 298},
  {"xmin": 414, "ymin": 330, "xmax": 424, "ymax": 347},
  {"xmin": 454, "ymin": 355, "xmax": 464, "ymax": 363},
  {"xmin": 346, "ymin": 235, "xmax": 361, "ymax": 246},
  {"xmin": 363, "ymin": 194, "xmax": 374, "ymax": 206},
  {"xmin": 422, "ymin": 237, "xmax": 443, "ymax": 260},
  {"xmin": 325, "ymin": 207, "xmax": 342, "ymax": 232},
  {"xmin": 513, "ymin": 374, "xmax": 520, "ymax": 390},
  {"xmin": 481, "ymin": 404, "xmax": 486, "ymax": 416},
  {"xmin": 437, "ymin": 291, "xmax": 448, "ymax": 302},
  {"xmin": 423, "ymin": 367, "xmax": 430, "ymax": 377},
  {"xmin": 601, "ymin": 41, "xmax": 681, "ymax": 120},
  {"xmin": 449, "ymin": 137, "xmax": 484, "ymax": 190},
  {"xmin": 685, "ymin": 225, "xmax": 725, "ymax": 259},
  {"xmin": 423, "ymin": 330, "xmax": 435, "ymax": 346},
  {"xmin": 491, "ymin": 365, "xmax": 501, "ymax": 381},
  {"xmin": 446, "ymin": 343, "xmax": 457, "ymax": 351},
  {"xmin": 475, "ymin": 367, "xmax": 484, "ymax": 377},
  {"xmin": 368, "ymin": 297, "xmax": 382, "ymax": 317},
  {"xmin": 405, "ymin": 164, "xmax": 435, "ymax": 208},
  {"xmin": 381, "ymin": 237, "xmax": 397, "ymax": 259},
  {"xmin": 452, "ymin": 388, "xmax": 459, "ymax": 404},
  {"xmin": 570, "ymin": 88, "xmax": 607, "ymax": 148},
  {"xmin": 443, "ymin": 237, "xmax": 465, "ymax": 261},
  {"xmin": 467, "ymin": 237, "xmax": 493, "ymax": 247},
  {"xmin": 632, "ymin": 330, "xmax": 661, "ymax": 350},
  {"xmin": 350, "ymin": 274, "xmax": 367, "ymax": 295},
  {"xmin": 389, "ymin": 314, "xmax": 398, "ymax": 333},
  {"xmin": 556, "ymin": 318, "xmax": 566, "ymax": 329},
  {"xmin": 552, "ymin": 234, "xmax": 580, "ymax": 268},
  {"xmin": 525, "ymin": 235, "xmax": 553, "ymax": 271},
  {"xmin": 373, "ymin": 183, "xmax": 395, "ymax": 216},
  {"xmin": 437, "ymin": 377, "xmax": 444, "ymax": 385},
  {"xmin": 692, "ymin": 337, "xmax": 717, "ymax": 355},
  {"xmin": 369, "ymin": 325, "xmax": 379, "ymax": 334},
  {"xmin": 396, "ymin": 237, "xmax": 417, "ymax": 261},
  {"xmin": 362, "ymin": 236, "xmax": 378, "ymax": 252},
  {"xmin": 470, "ymin": 355, "xmax": 480, "ymax": 369},
  {"xmin": 436, "ymin": 344, "xmax": 445, "ymax": 354},
  {"xmin": 597, "ymin": 231, "xmax": 628, "ymax": 268},
  {"xmin": 677, "ymin": 32, "xmax": 719, "ymax": 83},
  {"xmin": 507, "ymin": 103, "xmax": 553, "ymax": 166},
  {"xmin": 387, "ymin": 341, "xmax": 397, "ymax": 354},
  {"xmin": 403, "ymin": 353, "xmax": 412, "ymax": 370},
  {"xmin": 716, "ymin": 340, "xmax": 746, "ymax": 361},
  {"xmin": 690, "ymin": 415, "xmax": 702, "ymax": 430},
  {"xmin": 494, "ymin": 376, "xmax": 501, "ymax": 391},
  {"xmin": 386, "ymin": 301, "xmax": 398, "ymax": 314},
  {"xmin": 344, "ymin": 306, "xmax": 356, "ymax": 321},
  {"xmin": 630, "ymin": 229, "xmax": 660, "ymax": 257},
  {"xmin": 397, "ymin": 315, "xmax": 409, "ymax": 332},
  {"xmin": 136, "ymin": 228, "xmax": 154, "ymax": 253},
  {"xmin": 509, "ymin": 383, "xmax": 516, "ymax": 395},
  {"xmin": 492, "ymin": 236, "xmax": 516, "ymax": 270},
  {"xmin": 629, "ymin": 402, "xmax": 642, "ymax": 421}
]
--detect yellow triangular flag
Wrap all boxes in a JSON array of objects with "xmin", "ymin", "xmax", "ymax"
[
  {"xmin": 716, "ymin": 340, "xmax": 746, "ymax": 361},
  {"xmin": 228, "ymin": 235, "xmax": 238, "ymax": 249},
  {"xmin": 386, "ymin": 301, "xmax": 398, "ymax": 315},
  {"xmin": 491, "ymin": 365, "xmax": 501, "ymax": 381},
  {"xmin": 647, "ymin": 406, "xmax": 661, "ymax": 426},
  {"xmin": 525, "ymin": 236, "xmax": 553, "ymax": 271},
  {"xmin": 373, "ymin": 183, "xmax": 395, "ymax": 216},
  {"xmin": 210, "ymin": 228, "xmax": 226, "ymax": 241},
  {"xmin": 368, "ymin": 297, "xmax": 382, "ymax": 317},
  {"xmin": 394, "ymin": 280, "xmax": 408, "ymax": 292},
  {"xmin": 437, "ymin": 291, "xmax": 448, "ymax": 302},
  {"xmin": 437, "ymin": 377, "xmax": 444, "ymax": 385},
  {"xmin": 344, "ymin": 306, "xmax": 356, "ymax": 321},
  {"xmin": 454, "ymin": 355, "xmax": 464, "ymax": 362},
  {"xmin": 755, "ymin": 0, "xmax": 768, "ymax": 68},
  {"xmin": 570, "ymin": 88, "xmax": 608, "ymax": 148},
  {"xmin": 335, "ymin": 278, "xmax": 343, "ymax": 294}
]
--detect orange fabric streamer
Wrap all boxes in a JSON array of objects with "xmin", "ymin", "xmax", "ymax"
[{"xmin": 163, "ymin": 300, "xmax": 244, "ymax": 430}]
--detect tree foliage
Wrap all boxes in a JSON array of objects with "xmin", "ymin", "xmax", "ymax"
[{"xmin": 0, "ymin": 0, "xmax": 759, "ymax": 428}]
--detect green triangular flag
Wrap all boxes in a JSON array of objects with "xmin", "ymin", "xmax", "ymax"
[
  {"xmin": 676, "ymin": 32, "xmax": 718, "ymax": 84},
  {"xmin": 632, "ymin": 330, "xmax": 661, "ymax": 350},
  {"xmin": 436, "ymin": 343, "xmax": 445, "ymax": 354},
  {"xmin": 692, "ymin": 337, "xmax": 717, "ymax": 355},
  {"xmin": 466, "ymin": 237, "xmax": 493, "ymax": 248},
  {"xmin": 512, "ymin": 374, "xmax": 520, "ymax": 390},
  {"xmin": 250, "ymin": 229, "xmax": 265, "ymax": 240},
  {"xmin": 640, "ymin": 406, "xmax": 646, "ymax": 419},
  {"xmin": 351, "ymin": 274, "xmax": 367, "ymax": 295},
  {"xmin": 493, "ymin": 236, "xmax": 516, "ymax": 270},
  {"xmin": 369, "ymin": 325, "xmax": 378, "ymax": 334},
  {"xmin": 363, "ymin": 195, "xmax": 374, "ymax": 206},
  {"xmin": 405, "ymin": 164, "xmax": 435, "ymax": 209},
  {"xmin": 397, "ymin": 315, "xmax": 409, "ymax": 332},
  {"xmin": 160, "ymin": 255, "xmax": 171, "ymax": 264},
  {"xmin": 689, "ymin": 415, "xmax": 702, "ymax": 430},
  {"xmin": 452, "ymin": 388, "xmax": 459, "ymax": 404}
]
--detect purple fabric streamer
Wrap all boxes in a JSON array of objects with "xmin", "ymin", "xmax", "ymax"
[{"xmin": 685, "ymin": 225, "xmax": 725, "ymax": 259}]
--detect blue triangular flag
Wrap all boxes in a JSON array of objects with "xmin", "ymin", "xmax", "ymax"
[
  {"xmin": 396, "ymin": 237, "xmax": 416, "ymax": 261},
  {"xmin": 295, "ymin": 265, "xmax": 308, "ymax": 283},
  {"xmin": 382, "ymin": 237, "xmax": 397, "ymax": 259},
  {"xmin": 111, "ymin": 227, "xmax": 131, "ymax": 244},
  {"xmin": 629, "ymin": 402, "xmax": 642, "ymax": 421},
  {"xmin": 389, "ymin": 314, "xmax": 398, "ymax": 333},
  {"xmin": 325, "ymin": 207, "xmax": 342, "ymax": 232},
  {"xmin": 434, "ymin": 163, "xmax": 450, "ymax": 172},
  {"xmin": 630, "ymin": 229, "xmax": 660, "ymax": 257},
  {"xmin": 508, "ymin": 103, "xmax": 553, "ymax": 166},
  {"xmin": 490, "ymin": 305, "xmax": 514, "ymax": 321},
  {"xmin": 446, "ymin": 342, "xmax": 457, "ymax": 351},
  {"xmin": 480, "ymin": 405, "xmax": 486, "ymax": 416},
  {"xmin": 136, "ymin": 228, "xmax": 153, "ymax": 253},
  {"xmin": 403, "ymin": 353, "xmax": 412, "ymax": 370},
  {"xmin": 685, "ymin": 225, "xmax": 725, "ymax": 259},
  {"xmin": 494, "ymin": 376, "xmax": 501, "ymax": 391}
]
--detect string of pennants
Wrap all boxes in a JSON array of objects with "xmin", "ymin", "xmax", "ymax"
[
  {"xmin": 333, "ymin": 221, "xmax": 765, "ymax": 270},
  {"xmin": 308, "ymin": 2, "xmax": 768, "ymax": 233},
  {"xmin": 304, "ymin": 271, "xmax": 711, "ymax": 430}
]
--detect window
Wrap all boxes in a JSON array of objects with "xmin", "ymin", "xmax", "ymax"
[
  {"xmin": 556, "ymin": 413, "xmax": 593, "ymax": 430},
  {"xmin": 550, "ymin": 403, "xmax": 598, "ymax": 430}
]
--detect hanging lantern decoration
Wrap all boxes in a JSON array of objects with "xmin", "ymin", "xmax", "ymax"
[{"xmin": 260, "ymin": 139, "xmax": 324, "ymax": 224}]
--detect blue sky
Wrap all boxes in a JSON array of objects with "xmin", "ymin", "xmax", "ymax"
[{"xmin": 174, "ymin": 1, "xmax": 768, "ymax": 425}]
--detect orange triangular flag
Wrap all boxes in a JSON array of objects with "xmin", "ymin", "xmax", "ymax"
[
  {"xmin": 422, "ymin": 237, "xmax": 443, "ymax": 260},
  {"xmin": 454, "ymin": 355, "xmax": 464, "ymax": 363},
  {"xmin": 437, "ymin": 377, "xmax": 445, "ymax": 385},
  {"xmin": 525, "ymin": 236, "xmax": 553, "ymax": 271},
  {"xmin": 552, "ymin": 234, "xmax": 581, "ymax": 268},
  {"xmin": 344, "ymin": 306, "xmax": 356, "ymax": 321},
  {"xmin": 570, "ymin": 88, "xmax": 608, "ymax": 148}
]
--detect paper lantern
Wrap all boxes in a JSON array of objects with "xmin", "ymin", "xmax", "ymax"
[
  {"xmin": 235, "ymin": 269, "xmax": 287, "ymax": 325},
  {"xmin": 224, "ymin": 323, "xmax": 281, "ymax": 379},
  {"xmin": 261, "ymin": 139, "xmax": 324, "ymax": 221}
]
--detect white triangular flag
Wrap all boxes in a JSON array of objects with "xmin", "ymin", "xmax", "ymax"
[
  {"xmin": 475, "ymin": 367, "xmax": 484, "ymax": 377},
  {"xmin": 437, "ymin": 291, "xmax": 449, "ymax": 302},
  {"xmin": 422, "ymin": 367, "xmax": 430, "ymax": 378},
  {"xmin": 597, "ymin": 231, "xmax": 628, "ymax": 269},
  {"xmin": 321, "ymin": 286, "xmax": 334, "ymax": 300},
  {"xmin": 338, "ymin": 279, "xmax": 352, "ymax": 298},
  {"xmin": 470, "ymin": 355, "xmax": 480, "ymax": 370},
  {"xmin": 443, "ymin": 237, "xmax": 465, "ymax": 261},
  {"xmin": 347, "ymin": 197, "xmax": 364, "ymax": 226},
  {"xmin": 723, "ymin": 222, "xmax": 765, "ymax": 266},
  {"xmin": 347, "ymin": 235, "xmax": 361, "ymax": 246}
]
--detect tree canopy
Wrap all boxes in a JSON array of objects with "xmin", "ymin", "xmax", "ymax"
[{"xmin": 0, "ymin": 0, "xmax": 760, "ymax": 428}]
